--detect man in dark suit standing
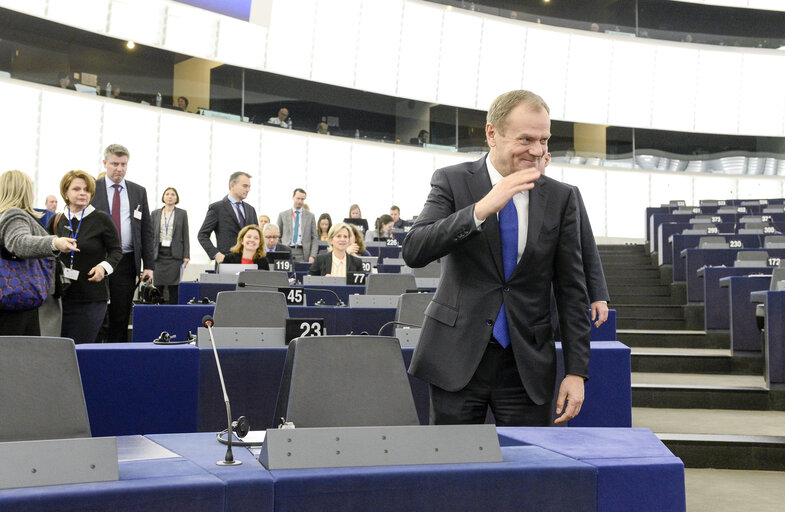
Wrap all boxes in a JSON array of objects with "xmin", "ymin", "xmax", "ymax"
[
  {"xmin": 92, "ymin": 144, "xmax": 155, "ymax": 342},
  {"xmin": 402, "ymin": 90, "xmax": 592, "ymax": 426},
  {"xmin": 197, "ymin": 172, "xmax": 257, "ymax": 263}
]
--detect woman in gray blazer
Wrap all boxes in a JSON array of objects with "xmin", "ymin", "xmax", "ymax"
[{"xmin": 151, "ymin": 187, "xmax": 189, "ymax": 304}]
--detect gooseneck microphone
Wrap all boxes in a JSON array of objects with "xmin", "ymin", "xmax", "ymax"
[
  {"xmin": 377, "ymin": 321, "xmax": 422, "ymax": 336},
  {"xmin": 202, "ymin": 315, "xmax": 243, "ymax": 466},
  {"xmin": 237, "ymin": 282, "xmax": 346, "ymax": 306}
]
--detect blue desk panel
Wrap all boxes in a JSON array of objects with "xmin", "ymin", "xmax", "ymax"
[
  {"xmin": 498, "ymin": 427, "xmax": 686, "ymax": 512},
  {"xmin": 74, "ymin": 341, "xmax": 628, "ymax": 437},
  {"xmin": 132, "ymin": 305, "xmax": 391, "ymax": 342},
  {"xmin": 2, "ymin": 428, "xmax": 680, "ymax": 512},
  {"xmin": 659, "ymin": 224, "xmax": 737, "ymax": 265},
  {"xmin": 722, "ymin": 275, "xmax": 770, "ymax": 352},
  {"xmin": 670, "ymin": 233, "xmax": 762, "ymax": 271},
  {"xmin": 700, "ymin": 267, "xmax": 771, "ymax": 328},
  {"xmin": 682, "ymin": 249, "xmax": 785, "ymax": 300},
  {"xmin": 146, "ymin": 432, "xmax": 274, "ymax": 512},
  {"xmin": 76, "ymin": 343, "xmax": 199, "ymax": 436},
  {"xmin": 0, "ymin": 456, "xmax": 225, "ymax": 512},
  {"xmin": 269, "ymin": 444, "xmax": 595, "ymax": 512},
  {"xmin": 752, "ymin": 290, "xmax": 785, "ymax": 385}
]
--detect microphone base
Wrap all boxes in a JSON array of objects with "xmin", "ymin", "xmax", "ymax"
[{"xmin": 216, "ymin": 459, "xmax": 243, "ymax": 466}]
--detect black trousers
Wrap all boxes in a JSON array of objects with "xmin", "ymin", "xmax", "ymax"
[
  {"xmin": 429, "ymin": 340, "xmax": 552, "ymax": 427},
  {"xmin": 62, "ymin": 300, "xmax": 107, "ymax": 344},
  {"xmin": 0, "ymin": 308, "xmax": 40, "ymax": 336},
  {"xmin": 105, "ymin": 253, "xmax": 136, "ymax": 342}
]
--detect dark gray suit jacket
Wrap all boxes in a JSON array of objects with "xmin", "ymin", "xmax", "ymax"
[
  {"xmin": 151, "ymin": 207, "xmax": 190, "ymax": 260},
  {"xmin": 402, "ymin": 156, "xmax": 591, "ymax": 405},
  {"xmin": 92, "ymin": 178, "xmax": 155, "ymax": 273},
  {"xmin": 197, "ymin": 196, "xmax": 258, "ymax": 259},
  {"xmin": 574, "ymin": 188, "xmax": 609, "ymax": 303}
]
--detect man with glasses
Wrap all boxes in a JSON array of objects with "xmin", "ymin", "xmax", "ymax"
[{"xmin": 262, "ymin": 223, "xmax": 291, "ymax": 254}]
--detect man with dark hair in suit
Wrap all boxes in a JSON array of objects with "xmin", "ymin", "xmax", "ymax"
[
  {"xmin": 198, "ymin": 172, "xmax": 257, "ymax": 263},
  {"xmin": 277, "ymin": 188, "xmax": 318, "ymax": 263},
  {"xmin": 402, "ymin": 90, "xmax": 592, "ymax": 427},
  {"xmin": 92, "ymin": 143, "xmax": 155, "ymax": 342}
]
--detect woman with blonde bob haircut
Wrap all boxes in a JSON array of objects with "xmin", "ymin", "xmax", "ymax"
[
  {"xmin": 223, "ymin": 224, "xmax": 268, "ymax": 269},
  {"xmin": 48, "ymin": 170, "xmax": 122, "ymax": 343},
  {"xmin": 308, "ymin": 222, "xmax": 364, "ymax": 277},
  {"xmin": 0, "ymin": 170, "xmax": 76, "ymax": 335}
]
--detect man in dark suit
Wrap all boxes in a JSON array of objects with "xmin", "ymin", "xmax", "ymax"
[
  {"xmin": 402, "ymin": 90, "xmax": 591, "ymax": 427},
  {"xmin": 276, "ymin": 188, "xmax": 318, "ymax": 263},
  {"xmin": 542, "ymin": 155, "xmax": 610, "ymax": 329},
  {"xmin": 92, "ymin": 143, "xmax": 155, "ymax": 342},
  {"xmin": 197, "ymin": 172, "xmax": 257, "ymax": 263},
  {"xmin": 261, "ymin": 223, "xmax": 292, "ymax": 254}
]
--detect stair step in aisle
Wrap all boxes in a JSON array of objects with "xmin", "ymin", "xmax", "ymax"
[{"xmin": 600, "ymin": 243, "xmax": 785, "ymax": 476}]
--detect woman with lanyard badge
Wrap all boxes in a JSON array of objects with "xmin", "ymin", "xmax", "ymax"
[
  {"xmin": 151, "ymin": 187, "xmax": 190, "ymax": 304},
  {"xmin": 49, "ymin": 170, "xmax": 122, "ymax": 343}
]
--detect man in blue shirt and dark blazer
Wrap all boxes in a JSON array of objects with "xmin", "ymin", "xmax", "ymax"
[
  {"xmin": 92, "ymin": 143, "xmax": 155, "ymax": 342},
  {"xmin": 402, "ymin": 90, "xmax": 592, "ymax": 427},
  {"xmin": 197, "ymin": 172, "xmax": 257, "ymax": 263}
]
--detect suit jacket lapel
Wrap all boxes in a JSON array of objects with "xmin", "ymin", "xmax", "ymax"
[
  {"xmin": 468, "ymin": 159, "xmax": 504, "ymax": 280},
  {"xmin": 515, "ymin": 175, "xmax": 548, "ymax": 275},
  {"xmin": 225, "ymin": 197, "xmax": 242, "ymax": 229}
]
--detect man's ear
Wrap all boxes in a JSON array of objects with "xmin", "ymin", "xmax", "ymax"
[{"xmin": 485, "ymin": 123, "xmax": 497, "ymax": 147}]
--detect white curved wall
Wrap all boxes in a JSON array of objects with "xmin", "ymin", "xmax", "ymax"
[
  {"xmin": 3, "ymin": 0, "xmax": 785, "ymax": 137},
  {"xmin": 2, "ymin": 77, "xmax": 783, "ymax": 264}
]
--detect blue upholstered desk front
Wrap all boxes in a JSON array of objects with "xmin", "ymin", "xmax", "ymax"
[{"xmin": 0, "ymin": 429, "xmax": 683, "ymax": 512}]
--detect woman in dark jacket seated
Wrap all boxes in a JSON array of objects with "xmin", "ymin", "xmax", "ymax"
[
  {"xmin": 222, "ymin": 225, "xmax": 267, "ymax": 269},
  {"xmin": 309, "ymin": 222, "xmax": 363, "ymax": 277}
]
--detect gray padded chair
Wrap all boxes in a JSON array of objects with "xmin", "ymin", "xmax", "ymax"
[
  {"xmin": 365, "ymin": 273, "xmax": 417, "ymax": 295},
  {"xmin": 214, "ymin": 290, "xmax": 288, "ymax": 327},
  {"xmin": 236, "ymin": 270, "xmax": 289, "ymax": 288},
  {"xmin": 734, "ymin": 251, "xmax": 768, "ymax": 267},
  {"xmin": 764, "ymin": 235, "xmax": 785, "ymax": 249},
  {"xmin": 698, "ymin": 236, "xmax": 730, "ymax": 249},
  {"xmin": 0, "ymin": 337, "xmax": 91, "ymax": 442},
  {"xmin": 682, "ymin": 228, "xmax": 709, "ymax": 235},
  {"xmin": 689, "ymin": 215, "xmax": 714, "ymax": 224},
  {"xmin": 412, "ymin": 261, "xmax": 441, "ymax": 278},
  {"xmin": 395, "ymin": 292, "xmax": 434, "ymax": 326},
  {"xmin": 273, "ymin": 336, "xmax": 420, "ymax": 428}
]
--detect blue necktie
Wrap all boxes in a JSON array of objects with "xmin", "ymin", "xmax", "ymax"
[
  {"xmin": 493, "ymin": 199, "xmax": 518, "ymax": 348},
  {"xmin": 292, "ymin": 210, "xmax": 300, "ymax": 245}
]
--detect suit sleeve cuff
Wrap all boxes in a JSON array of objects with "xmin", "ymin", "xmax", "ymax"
[{"xmin": 99, "ymin": 261, "xmax": 113, "ymax": 275}]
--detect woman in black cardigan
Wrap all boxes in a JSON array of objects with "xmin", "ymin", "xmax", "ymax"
[
  {"xmin": 222, "ymin": 224, "xmax": 268, "ymax": 269},
  {"xmin": 49, "ymin": 170, "xmax": 122, "ymax": 343},
  {"xmin": 309, "ymin": 222, "xmax": 363, "ymax": 276}
]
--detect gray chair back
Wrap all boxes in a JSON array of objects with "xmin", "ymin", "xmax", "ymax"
[
  {"xmin": 0, "ymin": 337, "xmax": 91, "ymax": 442},
  {"xmin": 395, "ymin": 292, "xmax": 434, "ymax": 326},
  {"xmin": 764, "ymin": 235, "xmax": 785, "ymax": 249},
  {"xmin": 412, "ymin": 261, "xmax": 441, "ymax": 278},
  {"xmin": 366, "ymin": 273, "xmax": 417, "ymax": 295},
  {"xmin": 236, "ymin": 270, "xmax": 289, "ymax": 288},
  {"xmin": 273, "ymin": 336, "xmax": 420, "ymax": 428},
  {"xmin": 698, "ymin": 236, "xmax": 729, "ymax": 249},
  {"xmin": 214, "ymin": 290, "xmax": 288, "ymax": 327},
  {"xmin": 734, "ymin": 250, "xmax": 768, "ymax": 267}
]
